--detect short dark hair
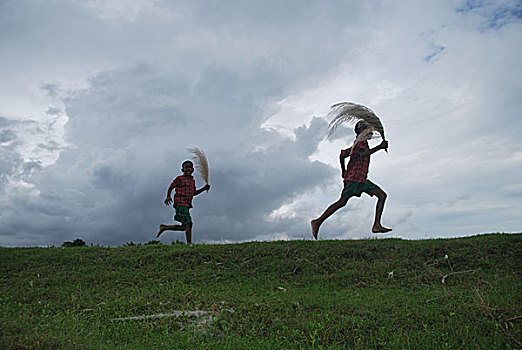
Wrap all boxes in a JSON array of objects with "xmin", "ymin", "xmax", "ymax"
[
  {"xmin": 182, "ymin": 160, "xmax": 193, "ymax": 168},
  {"xmin": 355, "ymin": 121, "xmax": 369, "ymax": 135}
]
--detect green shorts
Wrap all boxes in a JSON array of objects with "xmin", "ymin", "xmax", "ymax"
[
  {"xmin": 342, "ymin": 180, "xmax": 381, "ymax": 199},
  {"xmin": 174, "ymin": 205, "xmax": 192, "ymax": 225}
]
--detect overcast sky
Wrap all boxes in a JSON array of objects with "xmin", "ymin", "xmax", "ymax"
[{"xmin": 1, "ymin": 0, "xmax": 521, "ymax": 246}]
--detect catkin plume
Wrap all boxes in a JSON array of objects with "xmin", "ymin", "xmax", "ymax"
[
  {"xmin": 187, "ymin": 147, "xmax": 210, "ymax": 190},
  {"xmin": 326, "ymin": 102, "xmax": 386, "ymax": 141}
]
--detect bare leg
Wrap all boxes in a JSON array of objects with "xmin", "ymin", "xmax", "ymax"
[
  {"xmin": 370, "ymin": 189, "xmax": 392, "ymax": 233},
  {"xmin": 185, "ymin": 223, "xmax": 193, "ymax": 244},
  {"xmin": 156, "ymin": 223, "xmax": 187, "ymax": 238},
  {"xmin": 311, "ymin": 197, "xmax": 348, "ymax": 239}
]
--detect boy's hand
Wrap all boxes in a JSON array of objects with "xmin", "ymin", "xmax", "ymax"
[
  {"xmin": 380, "ymin": 140, "xmax": 388, "ymax": 150},
  {"xmin": 164, "ymin": 197, "xmax": 172, "ymax": 206},
  {"xmin": 204, "ymin": 184, "xmax": 211, "ymax": 191}
]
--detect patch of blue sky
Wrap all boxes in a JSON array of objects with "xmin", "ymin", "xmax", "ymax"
[
  {"xmin": 456, "ymin": 0, "xmax": 522, "ymax": 30},
  {"xmin": 484, "ymin": 4, "xmax": 522, "ymax": 29},
  {"xmin": 424, "ymin": 45, "xmax": 446, "ymax": 63},
  {"xmin": 456, "ymin": 0, "xmax": 486, "ymax": 13}
]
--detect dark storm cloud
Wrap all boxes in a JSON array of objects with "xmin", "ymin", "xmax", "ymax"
[{"xmin": 0, "ymin": 64, "xmax": 334, "ymax": 246}]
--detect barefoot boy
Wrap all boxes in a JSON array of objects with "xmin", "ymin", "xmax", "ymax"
[
  {"xmin": 311, "ymin": 121, "xmax": 391, "ymax": 239},
  {"xmin": 156, "ymin": 160, "xmax": 210, "ymax": 243}
]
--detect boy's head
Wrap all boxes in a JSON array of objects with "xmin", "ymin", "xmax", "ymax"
[
  {"xmin": 181, "ymin": 160, "xmax": 194, "ymax": 176},
  {"xmin": 354, "ymin": 121, "xmax": 370, "ymax": 135}
]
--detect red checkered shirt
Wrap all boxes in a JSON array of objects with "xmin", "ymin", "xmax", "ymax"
[
  {"xmin": 170, "ymin": 175, "xmax": 196, "ymax": 208},
  {"xmin": 341, "ymin": 140, "xmax": 370, "ymax": 183}
]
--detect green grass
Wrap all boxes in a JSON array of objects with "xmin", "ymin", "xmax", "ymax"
[{"xmin": 1, "ymin": 234, "xmax": 521, "ymax": 349}]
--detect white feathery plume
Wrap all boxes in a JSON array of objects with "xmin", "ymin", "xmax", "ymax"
[
  {"xmin": 326, "ymin": 102, "xmax": 386, "ymax": 142},
  {"xmin": 187, "ymin": 147, "xmax": 210, "ymax": 191}
]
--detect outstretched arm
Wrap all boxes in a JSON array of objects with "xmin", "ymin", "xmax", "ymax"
[
  {"xmin": 194, "ymin": 184, "xmax": 211, "ymax": 196},
  {"xmin": 360, "ymin": 141, "xmax": 388, "ymax": 158}
]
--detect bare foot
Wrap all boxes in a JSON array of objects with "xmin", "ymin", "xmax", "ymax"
[
  {"xmin": 372, "ymin": 225, "xmax": 392, "ymax": 233},
  {"xmin": 156, "ymin": 224, "xmax": 166, "ymax": 238},
  {"xmin": 311, "ymin": 219, "xmax": 320, "ymax": 240}
]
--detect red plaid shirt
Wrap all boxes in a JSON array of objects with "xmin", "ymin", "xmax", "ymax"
[
  {"xmin": 341, "ymin": 141, "xmax": 370, "ymax": 183},
  {"xmin": 170, "ymin": 175, "xmax": 196, "ymax": 208}
]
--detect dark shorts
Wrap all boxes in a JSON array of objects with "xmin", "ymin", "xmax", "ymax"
[
  {"xmin": 341, "ymin": 180, "xmax": 381, "ymax": 199},
  {"xmin": 174, "ymin": 205, "xmax": 192, "ymax": 225}
]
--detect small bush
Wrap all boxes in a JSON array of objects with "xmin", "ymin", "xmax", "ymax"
[{"xmin": 62, "ymin": 238, "xmax": 86, "ymax": 247}]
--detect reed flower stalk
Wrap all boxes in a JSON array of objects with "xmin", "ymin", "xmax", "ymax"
[
  {"xmin": 326, "ymin": 102, "xmax": 387, "ymax": 151},
  {"xmin": 187, "ymin": 147, "xmax": 210, "ymax": 191}
]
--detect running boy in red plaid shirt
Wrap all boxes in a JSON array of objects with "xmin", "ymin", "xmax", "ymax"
[
  {"xmin": 311, "ymin": 121, "xmax": 391, "ymax": 239},
  {"xmin": 156, "ymin": 160, "xmax": 210, "ymax": 243}
]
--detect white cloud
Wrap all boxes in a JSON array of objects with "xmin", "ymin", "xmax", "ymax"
[{"xmin": 262, "ymin": 0, "xmax": 522, "ymax": 239}]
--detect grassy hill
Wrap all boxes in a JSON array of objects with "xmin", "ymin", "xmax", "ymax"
[{"xmin": 1, "ymin": 234, "xmax": 521, "ymax": 349}]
